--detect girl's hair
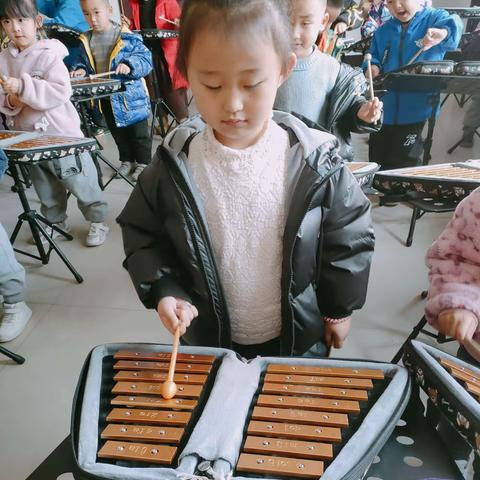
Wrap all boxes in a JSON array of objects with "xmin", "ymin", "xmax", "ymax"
[
  {"xmin": 177, "ymin": 0, "xmax": 292, "ymax": 77},
  {"xmin": 0, "ymin": 0, "xmax": 39, "ymax": 19}
]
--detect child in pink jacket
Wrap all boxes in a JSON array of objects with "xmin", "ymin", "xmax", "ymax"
[
  {"xmin": 425, "ymin": 187, "xmax": 480, "ymax": 364},
  {"xmin": 0, "ymin": 0, "xmax": 108, "ymax": 247}
]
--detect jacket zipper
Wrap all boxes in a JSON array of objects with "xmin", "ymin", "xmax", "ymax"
[
  {"xmin": 394, "ymin": 26, "xmax": 407, "ymax": 125},
  {"xmin": 283, "ymin": 161, "xmax": 343, "ymax": 355},
  {"xmin": 166, "ymin": 157, "xmax": 231, "ymax": 348}
]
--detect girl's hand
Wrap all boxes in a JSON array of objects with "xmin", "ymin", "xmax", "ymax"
[
  {"xmin": 70, "ymin": 69, "xmax": 87, "ymax": 78},
  {"xmin": 334, "ymin": 22, "xmax": 348, "ymax": 35},
  {"xmin": 121, "ymin": 14, "xmax": 131, "ymax": 28},
  {"xmin": 116, "ymin": 63, "xmax": 131, "ymax": 75},
  {"xmin": 437, "ymin": 309, "xmax": 478, "ymax": 342},
  {"xmin": 422, "ymin": 28, "xmax": 448, "ymax": 50},
  {"xmin": 157, "ymin": 296, "xmax": 199, "ymax": 336},
  {"xmin": 0, "ymin": 76, "xmax": 20, "ymax": 95},
  {"xmin": 7, "ymin": 94, "xmax": 24, "ymax": 108},
  {"xmin": 324, "ymin": 317, "xmax": 351, "ymax": 349},
  {"xmin": 357, "ymin": 97, "xmax": 383, "ymax": 123}
]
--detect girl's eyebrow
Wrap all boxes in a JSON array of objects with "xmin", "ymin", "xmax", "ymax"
[{"xmin": 198, "ymin": 68, "xmax": 261, "ymax": 75}]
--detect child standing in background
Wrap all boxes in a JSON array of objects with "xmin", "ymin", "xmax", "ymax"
[
  {"xmin": 425, "ymin": 187, "xmax": 480, "ymax": 365},
  {"xmin": 127, "ymin": 0, "xmax": 189, "ymax": 124},
  {"xmin": 118, "ymin": 0, "xmax": 375, "ymax": 358},
  {"xmin": 275, "ymin": 0, "xmax": 383, "ymax": 161},
  {"xmin": 71, "ymin": 0, "xmax": 153, "ymax": 182},
  {"xmin": 367, "ymin": 0, "xmax": 462, "ymax": 170},
  {"xmin": 0, "ymin": 0, "xmax": 109, "ymax": 247}
]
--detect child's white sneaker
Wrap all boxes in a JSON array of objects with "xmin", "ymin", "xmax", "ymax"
[
  {"xmin": 116, "ymin": 161, "xmax": 134, "ymax": 178},
  {"xmin": 86, "ymin": 222, "xmax": 109, "ymax": 247},
  {"xmin": 131, "ymin": 164, "xmax": 147, "ymax": 182},
  {"xmin": 0, "ymin": 302, "xmax": 32, "ymax": 342}
]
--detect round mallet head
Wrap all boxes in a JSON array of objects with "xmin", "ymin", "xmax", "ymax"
[
  {"xmin": 364, "ymin": 53, "xmax": 372, "ymax": 62},
  {"xmin": 161, "ymin": 380, "xmax": 178, "ymax": 399}
]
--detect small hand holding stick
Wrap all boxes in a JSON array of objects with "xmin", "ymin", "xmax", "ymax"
[
  {"xmin": 158, "ymin": 15, "xmax": 179, "ymax": 27},
  {"xmin": 161, "ymin": 326, "xmax": 180, "ymax": 399}
]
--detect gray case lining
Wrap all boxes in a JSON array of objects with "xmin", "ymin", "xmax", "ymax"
[{"xmin": 75, "ymin": 343, "xmax": 410, "ymax": 480}]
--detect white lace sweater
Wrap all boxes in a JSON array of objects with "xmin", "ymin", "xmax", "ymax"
[{"xmin": 188, "ymin": 121, "xmax": 290, "ymax": 345}]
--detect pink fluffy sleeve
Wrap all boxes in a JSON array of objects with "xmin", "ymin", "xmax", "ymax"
[{"xmin": 425, "ymin": 187, "xmax": 480, "ymax": 332}]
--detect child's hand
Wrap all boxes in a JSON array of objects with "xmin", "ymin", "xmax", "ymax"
[
  {"xmin": 116, "ymin": 63, "xmax": 131, "ymax": 75},
  {"xmin": 7, "ymin": 94, "xmax": 24, "ymax": 108},
  {"xmin": 334, "ymin": 22, "xmax": 348, "ymax": 35},
  {"xmin": 437, "ymin": 309, "xmax": 478, "ymax": 342},
  {"xmin": 324, "ymin": 317, "xmax": 351, "ymax": 349},
  {"xmin": 360, "ymin": 0, "xmax": 373, "ymax": 16},
  {"xmin": 421, "ymin": 28, "xmax": 448, "ymax": 51},
  {"xmin": 357, "ymin": 97, "xmax": 383, "ymax": 124},
  {"xmin": 70, "ymin": 69, "xmax": 87, "ymax": 78},
  {"xmin": 121, "ymin": 14, "xmax": 131, "ymax": 28},
  {"xmin": 157, "ymin": 296, "xmax": 199, "ymax": 336},
  {"xmin": 0, "ymin": 76, "xmax": 20, "ymax": 95}
]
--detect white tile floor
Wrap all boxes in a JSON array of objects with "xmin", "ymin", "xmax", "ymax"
[{"xmin": 0, "ymin": 91, "xmax": 479, "ymax": 479}]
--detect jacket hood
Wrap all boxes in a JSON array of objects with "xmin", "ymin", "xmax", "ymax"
[
  {"xmin": 7, "ymin": 38, "xmax": 69, "ymax": 59},
  {"xmin": 163, "ymin": 111, "xmax": 338, "ymax": 164}
]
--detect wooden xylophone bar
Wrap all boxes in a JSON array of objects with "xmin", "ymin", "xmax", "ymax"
[
  {"xmin": 440, "ymin": 357, "xmax": 480, "ymax": 401},
  {"xmin": 97, "ymin": 350, "xmax": 216, "ymax": 465},
  {"xmin": 236, "ymin": 364, "xmax": 385, "ymax": 479}
]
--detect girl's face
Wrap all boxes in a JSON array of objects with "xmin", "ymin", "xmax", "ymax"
[
  {"xmin": 1, "ymin": 15, "xmax": 41, "ymax": 51},
  {"xmin": 387, "ymin": 0, "xmax": 421, "ymax": 22},
  {"xmin": 187, "ymin": 28, "xmax": 295, "ymax": 149}
]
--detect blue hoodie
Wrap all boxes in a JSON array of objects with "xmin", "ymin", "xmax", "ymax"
[
  {"xmin": 368, "ymin": 7, "xmax": 462, "ymax": 125},
  {"xmin": 36, "ymin": 0, "xmax": 89, "ymax": 32},
  {"xmin": 0, "ymin": 149, "xmax": 7, "ymax": 179}
]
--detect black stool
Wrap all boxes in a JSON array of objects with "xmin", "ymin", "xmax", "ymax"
[{"xmin": 404, "ymin": 195, "xmax": 460, "ymax": 247}]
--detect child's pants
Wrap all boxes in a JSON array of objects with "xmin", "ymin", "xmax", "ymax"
[
  {"xmin": 369, "ymin": 122, "xmax": 426, "ymax": 170},
  {"xmin": 0, "ymin": 222, "xmax": 25, "ymax": 304},
  {"xmin": 28, "ymin": 152, "xmax": 107, "ymax": 224},
  {"xmin": 100, "ymin": 100, "xmax": 152, "ymax": 166},
  {"xmin": 463, "ymin": 95, "xmax": 480, "ymax": 134}
]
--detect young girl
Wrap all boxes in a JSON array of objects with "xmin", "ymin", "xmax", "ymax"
[
  {"xmin": 0, "ymin": 0, "xmax": 109, "ymax": 247},
  {"xmin": 117, "ymin": 0, "xmax": 375, "ymax": 358},
  {"xmin": 425, "ymin": 187, "xmax": 480, "ymax": 365}
]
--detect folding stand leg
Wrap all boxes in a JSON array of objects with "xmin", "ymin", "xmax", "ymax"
[
  {"xmin": 391, "ymin": 316, "xmax": 428, "ymax": 364},
  {"xmin": 406, "ymin": 207, "xmax": 424, "ymax": 247},
  {"xmin": 0, "ymin": 345, "xmax": 25, "ymax": 364},
  {"xmin": 8, "ymin": 162, "xmax": 84, "ymax": 284},
  {"xmin": 448, "ymin": 129, "xmax": 480, "ymax": 155},
  {"xmin": 422, "ymin": 95, "xmax": 440, "ymax": 166}
]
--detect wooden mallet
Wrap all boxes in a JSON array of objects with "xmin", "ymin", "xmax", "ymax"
[
  {"xmin": 364, "ymin": 53, "xmax": 378, "ymax": 125},
  {"xmin": 161, "ymin": 326, "xmax": 180, "ymax": 399}
]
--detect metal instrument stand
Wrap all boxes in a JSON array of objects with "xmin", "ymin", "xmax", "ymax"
[
  {"xmin": 8, "ymin": 160, "xmax": 83, "ymax": 284},
  {"xmin": 0, "ymin": 345, "xmax": 25, "ymax": 364},
  {"xmin": 72, "ymin": 88, "xmax": 135, "ymax": 189}
]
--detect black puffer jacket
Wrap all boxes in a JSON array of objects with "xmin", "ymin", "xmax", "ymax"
[{"xmin": 117, "ymin": 112, "xmax": 375, "ymax": 355}]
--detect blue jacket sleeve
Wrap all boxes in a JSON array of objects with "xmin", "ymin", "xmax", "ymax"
[
  {"xmin": 122, "ymin": 36, "xmax": 153, "ymax": 80},
  {"xmin": 41, "ymin": 0, "xmax": 89, "ymax": 31},
  {"xmin": 364, "ymin": 30, "xmax": 383, "ymax": 72},
  {"xmin": 0, "ymin": 149, "xmax": 7, "ymax": 179},
  {"xmin": 431, "ymin": 10, "xmax": 463, "ymax": 52}
]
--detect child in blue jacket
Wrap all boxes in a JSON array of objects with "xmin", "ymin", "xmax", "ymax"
[
  {"xmin": 70, "ymin": 0, "xmax": 153, "ymax": 181},
  {"xmin": 367, "ymin": 0, "xmax": 462, "ymax": 170}
]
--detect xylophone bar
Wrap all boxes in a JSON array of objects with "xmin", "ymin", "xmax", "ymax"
[
  {"xmin": 112, "ymin": 381, "xmax": 202, "ymax": 398},
  {"xmin": 267, "ymin": 364, "xmax": 385, "ymax": 379},
  {"xmin": 101, "ymin": 423, "xmax": 184, "ymax": 443},
  {"xmin": 111, "ymin": 395, "xmax": 197, "ymax": 410},
  {"xmin": 106, "ymin": 408, "xmax": 191, "ymax": 426},
  {"xmin": 98, "ymin": 440, "xmax": 176, "ymax": 464},
  {"xmin": 263, "ymin": 382, "xmax": 369, "ymax": 401},
  {"xmin": 247, "ymin": 420, "xmax": 342, "ymax": 442},
  {"xmin": 264, "ymin": 373, "xmax": 373, "ymax": 390},
  {"xmin": 113, "ymin": 350, "xmax": 216, "ymax": 364},
  {"xmin": 256, "ymin": 394, "xmax": 361, "ymax": 413},
  {"xmin": 113, "ymin": 360, "xmax": 212, "ymax": 374},
  {"xmin": 113, "ymin": 370, "xmax": 208, "ymax": 384}
]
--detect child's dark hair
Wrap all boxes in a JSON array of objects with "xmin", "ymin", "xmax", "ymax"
[
  {"xmin": 327, "ymin": 0, "xmax": 343, "ymax": 8},
  {"xmin": 177, "ymin": 0, "xmax": 292, "ymax": 77},
  {"xmin": 0, "ymin": 0, "xmax": 39, "ymax": 19}
]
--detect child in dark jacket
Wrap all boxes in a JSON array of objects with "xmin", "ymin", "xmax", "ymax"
[
  {"xmin": 117, "ymin": 0, "xmax": 375, "ymax": 359},
  {"xmin": 71, "ymin": 0, "xmax": 153, "ymax": 182},
  {"xmin": 367, "ymin": 0, "xmax": 462, "ymax": 170},
  {"xmin": 275, "ymin": 0, "xmax": 383, "ymax": 161}
]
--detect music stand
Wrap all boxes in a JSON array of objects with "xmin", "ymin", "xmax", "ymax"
[
  {"xmin": 378, "ymin": 73, "xmax": 480, "ymax": 165},
  {"xmin": 71, "ymin": 81, "xmax": 136, "ymax": 189},
  {"xmin": 8, "ymin": 159, "xmax": 84, "ymax": 284}
]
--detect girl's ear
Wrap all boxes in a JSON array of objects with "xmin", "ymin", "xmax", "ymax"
[
  {"xmin": 279, "ymin": 52, "xmax": 297, "ymax": 86},
  {"xmin": 35, "ymin": 14, "xmax": 43, "ymax": 29},
  {"xmin": 319, "ymin": 12, "xmax": 330, "ymax": 33}
]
